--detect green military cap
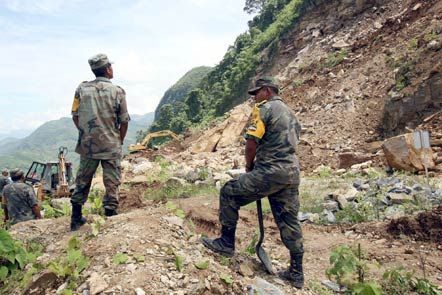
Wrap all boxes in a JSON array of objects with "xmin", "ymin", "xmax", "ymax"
[
  {"xmin": 10, "ymin": 168, "xmax": 24, "ymax": 179},
  {"xmin": 248, "ymin": 76, "xmax": 279, "ymax": 95},
  {"xmin": 88, "ymin": 53, "xmax": 113, "ymax": 70}
]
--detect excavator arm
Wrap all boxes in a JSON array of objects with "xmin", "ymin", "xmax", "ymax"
[{"xmin": 129, "ymin": 130, "xmax": 180, "ymax": 152}]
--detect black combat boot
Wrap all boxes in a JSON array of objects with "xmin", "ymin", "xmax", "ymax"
[
  {"xmin": 70, "ymin": 203, "xmax": 87, "ymax": 231},
  {"xmin": 201, "ymin": 226, "xmax": 236, "ymax": 257},
  {"xmin": 104, "ymin": 208, "xmax": 118, "ymax": 217},
  {"xmin": 279, "ymin": 252, "xmax": 304, "ymax": 289}
]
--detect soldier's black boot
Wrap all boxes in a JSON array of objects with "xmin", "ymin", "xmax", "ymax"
[
  {"xmin": 104, "ymin": 208, "xmax": 118, "ymax": 217},
  {"xmin": 201, "ymin": 226, "xmax": 235, "ymax": 257},
  {"xmin": 279, "ymin": 252, "xmax": 304, "ymax": 289},
  {"xmin": 70, "ymin": 203, "xmax": 86, "ymax": 231}
]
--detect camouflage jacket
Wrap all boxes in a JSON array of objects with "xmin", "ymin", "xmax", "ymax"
[
  {"xmin": 2, "ymin": 181, "xmax": 38, "ymax": 224},
  {"xmin": 245, "ymin": 96, "xmax": 301, "ymax": 184},
  {"xmin": 0, "ymin": 175, "xmax": 10, "ymax": 194},
  {"xmin": 71, "ymin": 77, "xmax": 130, "ymax": 159}
]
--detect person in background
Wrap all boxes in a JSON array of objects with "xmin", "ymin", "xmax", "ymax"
[{"xmin": 2, "ymin": 169, "xmax": 41, "ymax": 224}]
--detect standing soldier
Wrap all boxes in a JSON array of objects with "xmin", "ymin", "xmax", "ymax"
[
  {"xmin": 70, "ymin": 53, "xmax": 130, "ymax": 231},
  {"xmin": 201, "ymin": 77, "xmax": 305, "ymax": 288},
  {"xmin": 2, "ymin": 169, "xmax": 42, "ymax": 224}
]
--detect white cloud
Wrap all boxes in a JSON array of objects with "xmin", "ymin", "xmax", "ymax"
[{"xmin": 0, "ymin": 0, "xmax": 250, "ymax": 133}]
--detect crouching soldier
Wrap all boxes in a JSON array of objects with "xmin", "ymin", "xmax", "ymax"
[{"xmin": 2, "ymin": 169, "xmax": 42, "ymax": 224}]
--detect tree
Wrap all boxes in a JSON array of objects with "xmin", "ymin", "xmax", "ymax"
[{"xmin": 244, "ymin": 0, "xmax": 268, "ymax": 14}]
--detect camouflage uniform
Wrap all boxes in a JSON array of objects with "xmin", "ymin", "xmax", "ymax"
[
  {"xmin": 0, "ymin": 174, "xmax": 10, "ymax": 194},
  {"xmin": 219, "ymin": 95, "xmax": 304, "ymax": 254},
  {"xmin": 71, "ymin": 75, "xmax": 130, "ymax": 210},
  {"xmin": 2, "ymin": 182, "xmax": 38, "ymax": 224}
]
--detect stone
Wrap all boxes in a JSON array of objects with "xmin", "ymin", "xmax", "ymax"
[
  {"xmin": 386, "ymin": 193, "xmax": 414, "ymax": 204},
  {"xmin": 322, "ymin": 201, "xmax": 339, "ymax": 212},
  {"xmin": 56, "ymin": 282, "xmax": 68, "ymax": 295},
  {"xmin": 162, "ymin": 216, "xmax": 184, "ymax": 228},
  {"xmin": 322, "ymin": 279, "xmax": 344, "ymax": 292},
  {"xmin": 166, "ymin": 177, "xmax": 187, "ymax": 187},
  {"xmin": 323, "ymin": 209, "xmax": 336, "ymax": 223},
  {"xmin": 249, "ymin": 277, "xmax": 284, "ymax": 295},
  {"xmin": 132, "ymin": 161, "xmax": 153, "ymax": 175},
  {"xmin": 427, "ymin": 40, "xmax": 441, "ymax": 51},
  {"xmin": 50, "ymin": 198, "xmax": 71, "ymax": 210},
  {"xmin": 239, "ymin": 263, "xmax": 254, "ymax": 277},
  {"xmin": 382, "ymin": 133, "xmax": 435, "ymax": 172},
  {"xmin": 135, "ymin": 288, "xmax": 146, "ymax": 295},
  {"xmin": 88, "ymin": 272, "xmax": 108, "ymax": 295},
  {"xmin": 332, "ymin": 39, "xmax": 351, "ymax": 49}
]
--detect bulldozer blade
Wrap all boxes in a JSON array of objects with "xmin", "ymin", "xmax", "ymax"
[{"xmin": 255, "ymin": 199, "xmax": 275, "ymax": 274}]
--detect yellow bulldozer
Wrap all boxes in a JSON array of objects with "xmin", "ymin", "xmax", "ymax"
[{"xmin": 128, "ymin": 130, "xmax": 180, "ymax": 153}]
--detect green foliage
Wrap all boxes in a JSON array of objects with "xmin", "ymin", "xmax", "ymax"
[
  {"xmin": 48, "ymin": 236, "xmax": 89, "ymax": 289},
  {"xmin": 41, "ymin": 200, "xmax": 71, "ymax": 219},
  {"xmin": 85, "ymin": 189, "xmax": 104, "ymax": 216},
  {"xmin": 395, "ymin": 60, "xmax": 414, "ymax": 91},
  {"xmin": 149, "ymin": 0, "xmax": 318, "ymax": 133},
  {"xmin": 220, "ymin": 273, "xmax": 233, "ymax": 285},
  {"xmin": 145, "ymin": 183, "xmax": 217, "ymax": 201},
  {"xmin": 0, "ymin": 229, "xmax": 41, "ymax": 282},
  {"xmin": 133, "ymin": 254, "xmax": 145, "ymax": 263},
  {"xmin": 382, "ymin": 267, "xmax": 439, "ymax": 295},
  {"xmin": 326, "ymin": 245, "xmax": 363, "ymax": 287},
  {"xmin": 316, "ymin": 165, "xmax": 333, "ymax": 178},
  {"xmin": 91, "ymin": 216, "xmax": 105, "ymax": 237},
  {"xmin": 323, "ymin": 49, "xmax": 348, "ymax": 68},
  {"xmin": 112, "ymin": 253, "xmax": 128, "ymax": 265},
  {"xmin": 335, "ymin": 199, "xmax": 375, "ymax": 224},
  {"xmin": 194, "ymin": 260, "xmax": 209, "ymax": 270},
  {"xmin": 424, "ymin": 32, "xmax": 437, "ymax": 42},
  {"xmin": 174, "ymin": 253, "xmax": 184, "ymax": 272},
  {"xmin": 244, "ymin": 231, "xmax": 258, "ymax": 255},
  {"xmin": 352, "ymin": 282, "xmax": 382, "ymax": 295},
  {"xmin": 409, "ymin": 38, "xmax": 419, "ymax": 49},
  {"xmin": 165, "ymin": 201, "xmax": 186, "ymax": 219}
]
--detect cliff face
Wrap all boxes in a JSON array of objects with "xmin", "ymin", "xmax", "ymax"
[{"xmin": 256, "ymin": 0, "xmax": 442, "ymax": 171}]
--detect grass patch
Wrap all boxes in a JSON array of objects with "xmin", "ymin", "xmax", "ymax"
[
  {"xmin": 144, "ymin": 184, "xmax": 218, "ymax": 201},
  {"xmin": 323, "ymin": 49, "xmax": 348, "ymax": 68}
]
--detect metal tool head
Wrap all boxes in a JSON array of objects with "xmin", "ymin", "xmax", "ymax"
[{"xmin": 256, "ymin": 244, "xmax": 275, "ymax": 274}]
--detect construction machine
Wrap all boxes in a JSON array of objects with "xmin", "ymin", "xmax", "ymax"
[
  {"xmin": 128, "ymin": 130, "xmax": 180, "ymax": 153},
  {"xmin": 25, "ymin": 146, "xmax": 75, "ymax": 200}
]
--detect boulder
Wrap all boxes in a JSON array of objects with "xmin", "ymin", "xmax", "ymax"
[
  {"xmin": 382, "ymin": 133, "xmax": 435, "ymax": 172},
  {"xmin": 386, "ymin": 193, "xmax": 414, "ymax": 204}
]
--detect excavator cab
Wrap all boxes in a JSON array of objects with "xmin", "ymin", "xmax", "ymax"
[{"xmin": 25, "ymin": 147, "xmax": 74, "ymax": 199}]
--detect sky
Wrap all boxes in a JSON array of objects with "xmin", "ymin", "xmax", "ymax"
[{"xmin": 0, "ymin": 0, "xmax": 252, "ymax": 138}]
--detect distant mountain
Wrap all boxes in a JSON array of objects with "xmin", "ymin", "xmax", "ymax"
[{"xmin": 0, "ymin": 113, "xmax": 154, "ymax": 171}]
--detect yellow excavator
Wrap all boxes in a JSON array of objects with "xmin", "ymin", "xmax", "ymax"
[
  {"xmin": 128, "ymin": 130, "xmax": 180, "ymax": 153},
  {"xmin": 25, "ymin": 146, "xmax": 74, "ymax": 200}
]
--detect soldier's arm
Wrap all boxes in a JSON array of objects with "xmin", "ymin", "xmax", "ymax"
[
  {"xmin": 119, "ymin": 122, "xmax": 128, "ymax": 145},
  {"xmin": 26, "ymin": 185, "xmax": 41, "ymax": 219},
  {"xmin": 32, "ymin": 205, "xmax": 42, "ymax": 219},
  {"xmin": 71, "ymin": 85, "xmax": 82, "ymax": 129},
  {"xmin": 2, "ymin": 194, "xmax": 8, "ymax": 222},
  {"xmin": 245, "ymin": 139, "xmax": 257, "ymax": 172},
  {"xmin": 116, "ymin": 86, "xmax": 130, "ymax": 144}
]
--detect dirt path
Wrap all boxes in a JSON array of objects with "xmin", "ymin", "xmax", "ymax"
[{"xmin": 11, "ymin": 196, "xmax": 441, "ymax": 295}]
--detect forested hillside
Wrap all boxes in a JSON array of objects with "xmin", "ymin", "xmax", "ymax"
[
  {"xmin": 150, "ymin": 0, "xmax": 318, "ymax": 133},
  {"xmin": 150, "ymin": 66, "xmax": 212, "ymax": 133}
]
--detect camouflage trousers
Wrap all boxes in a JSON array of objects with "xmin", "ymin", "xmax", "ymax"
[
  {"xmin": 71, "ymin": 156, "xmax": 121, "ymax": 210},
  {"xmin": 220, "ymin": 170, "xmax": 304, "ymax": 254}
]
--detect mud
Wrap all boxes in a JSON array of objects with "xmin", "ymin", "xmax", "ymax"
[{"xmin": 387, "ymin": 205, "xmax": 442, "ymax": 243}]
